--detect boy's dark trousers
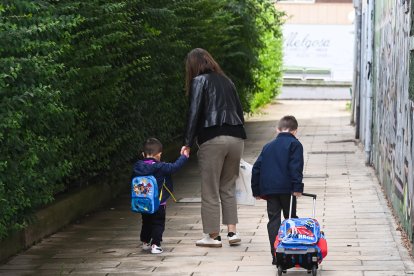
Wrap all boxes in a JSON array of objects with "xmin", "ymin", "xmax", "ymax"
[
  {"xmin": 140, "ymin": 205, "xmax": 166, "ymax": 246},
  {"xmin": 266, "ymin": 194, "xmax": 297, "ymax": 263}
]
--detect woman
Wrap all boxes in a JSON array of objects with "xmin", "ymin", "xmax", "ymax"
[{"xmin": 181, "ymin": 48, "xmax": 246, "ymax": 247}]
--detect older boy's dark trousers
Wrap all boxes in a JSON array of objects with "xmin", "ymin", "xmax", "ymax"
[
  {"xmin": 267, "ymin": 194, "xmax": 297, "ymax": 261},
  {"xmin": 140, "ymin": 205, "xmax": 166, "ymax": 246}
]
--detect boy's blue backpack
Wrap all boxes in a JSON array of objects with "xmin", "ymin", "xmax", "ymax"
[{"xmin": 131, "ymin": 175, "xmax": 160, "ymax": 214}]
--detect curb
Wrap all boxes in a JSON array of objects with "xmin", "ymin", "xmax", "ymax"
[{"xmin": 0, "ymin": 167, "xmax": 129, "ymax": 263}]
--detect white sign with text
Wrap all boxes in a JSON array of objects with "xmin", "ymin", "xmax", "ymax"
[{"xmin": 283, "ymin": 24, "xmax": 354, "ymax": 81}]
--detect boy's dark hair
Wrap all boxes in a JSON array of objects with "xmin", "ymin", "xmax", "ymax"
[
  {"xmin": 142, "ymin": 138, "xmax": 163, "ymax": 156},
  {"xmin": 278, "ymin": 115, "xmax": 298, "ymax": 131}
]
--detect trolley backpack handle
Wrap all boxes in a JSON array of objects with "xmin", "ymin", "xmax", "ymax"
[
  {"xmin": 302, "ymin": 193, "xmax": 317, "ymax": 199},
  {"xmin": 289, "ymin": 193, "xmax": 317, "ymax": 219}
]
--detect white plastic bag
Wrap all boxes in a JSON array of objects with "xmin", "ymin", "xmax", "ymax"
[{"xmin": 235, "ymin": 159, "xmax": 255, "ymax": 206}]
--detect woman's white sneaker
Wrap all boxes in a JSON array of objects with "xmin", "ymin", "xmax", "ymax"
[
  {"xmin": 151, "ymin": 244, "xmax": 163, "ymax": 254},
  {"xmin": 227, "ymin": 232, "xmax": 241, "ymax": 245},
  {"xmin": 196, "ymin": 234, "xmax": 222, "ymax": 247}
]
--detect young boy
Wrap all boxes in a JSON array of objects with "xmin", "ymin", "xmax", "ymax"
[
  {"xmin": 132, "ymin": 138, "xmax": 189, "ymax": 254},
  {"xmin": 251, "ymin": 115, "xmax": 304, "ymax": 265}
]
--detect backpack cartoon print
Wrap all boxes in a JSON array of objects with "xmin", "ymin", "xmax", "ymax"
[{"xmin": 131, "ymin": 175, "xmax": 159, "ymax": 214}]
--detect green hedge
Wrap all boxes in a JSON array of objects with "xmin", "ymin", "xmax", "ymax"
[{"xmin": 0, "ymin": 0, "xmax": 284, "ymax": 239}]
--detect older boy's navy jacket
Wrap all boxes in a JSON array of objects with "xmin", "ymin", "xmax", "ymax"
[
  {"xmin": 132, "ymin": 155, "xmax": 187, "ymax": 204},
  {"xmin": 251, "ymin": 132, "xmax": 304, "ymax": 196}
]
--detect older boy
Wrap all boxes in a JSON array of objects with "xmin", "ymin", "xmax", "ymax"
[{"xmin": 251, "ymin": 115, "xmax": 304, "ymax": 265}]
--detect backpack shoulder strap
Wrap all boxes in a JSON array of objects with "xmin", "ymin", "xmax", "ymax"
[{"xmin": 158, "ymin": 179, "xmax": 177, "ymax": 202}]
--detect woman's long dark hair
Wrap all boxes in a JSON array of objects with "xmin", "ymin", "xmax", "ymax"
[{"xmin": 185, "ymin": 48, "xmax": 224, "ymax": 95}]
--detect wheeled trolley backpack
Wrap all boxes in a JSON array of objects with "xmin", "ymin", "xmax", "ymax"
[{"xmin": 274, "ymin": 193, "xmax": 327, "ymax": 276}]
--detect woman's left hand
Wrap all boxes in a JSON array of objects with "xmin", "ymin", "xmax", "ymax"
[{"xmin": 181, "ymin": 146, "xmax": 191, "ymax": 157}]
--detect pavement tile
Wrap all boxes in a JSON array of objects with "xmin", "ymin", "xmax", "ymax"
[
  {"xmin": 193, "ymin": 272, "xmax": 279, "ymax": 276},
  {"xmin": 0, "ymin": 270, "xmax": 72, "ymax": 276},
  {"xmin": 237, "ymin": 265, "xmax": 277, "ymax": 272},
  {"xmin": 320, "ymin": 272, "xmax": 363, "ymax": 276},
  {"xmin": 66, "ymin": 272, "xmax": 109, "ymax": 276},
  {"xmin": 363, "ymin": 272, "xmax": 413, "ymax": 276},
  {"xmin": 108, "ymin": 274, "xmax": 190, "ymax": 276},
  {"xmin": 0, "ymin": 264, "xmax": 40, "ymax": 271}
]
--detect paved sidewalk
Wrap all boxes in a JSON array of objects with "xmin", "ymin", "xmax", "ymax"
[{"xmin": 1, "ymin": 100, "xmax": 413, "ymax": 276}]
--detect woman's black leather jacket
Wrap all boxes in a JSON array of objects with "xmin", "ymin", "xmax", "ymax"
[{"xmin": 183, "ymin": 72, "xmax": 245, "ymax": 147}]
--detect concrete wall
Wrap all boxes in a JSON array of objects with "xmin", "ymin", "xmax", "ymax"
[
  {"xmin": 356, "ymin": 0, "xmax": 414, "ymax": 242},
  {"xmin": 372, "ymin": 0, "xmax": 414, "ymax": 239}
]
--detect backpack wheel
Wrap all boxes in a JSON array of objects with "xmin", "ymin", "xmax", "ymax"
[
  {"xmin": 277, "ymin": 266, "xmax": 283, "ymax": 276},
  {"xmin": 311, "ymin": 265, "xmax": 317, "ymax": 276}
]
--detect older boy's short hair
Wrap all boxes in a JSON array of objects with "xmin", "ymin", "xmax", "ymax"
[
  {"xmin": 143, "ymin": 138, "xmax": 163, "ymax": 156},
  {"xmin": 278, "ymin": 115, "xmax": 298, "ymax": 131}
]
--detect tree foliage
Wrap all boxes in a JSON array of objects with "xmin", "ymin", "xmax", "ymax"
[{"xmin": 0, "ymin": 0, "xmax": 283, "ymax": 239}]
